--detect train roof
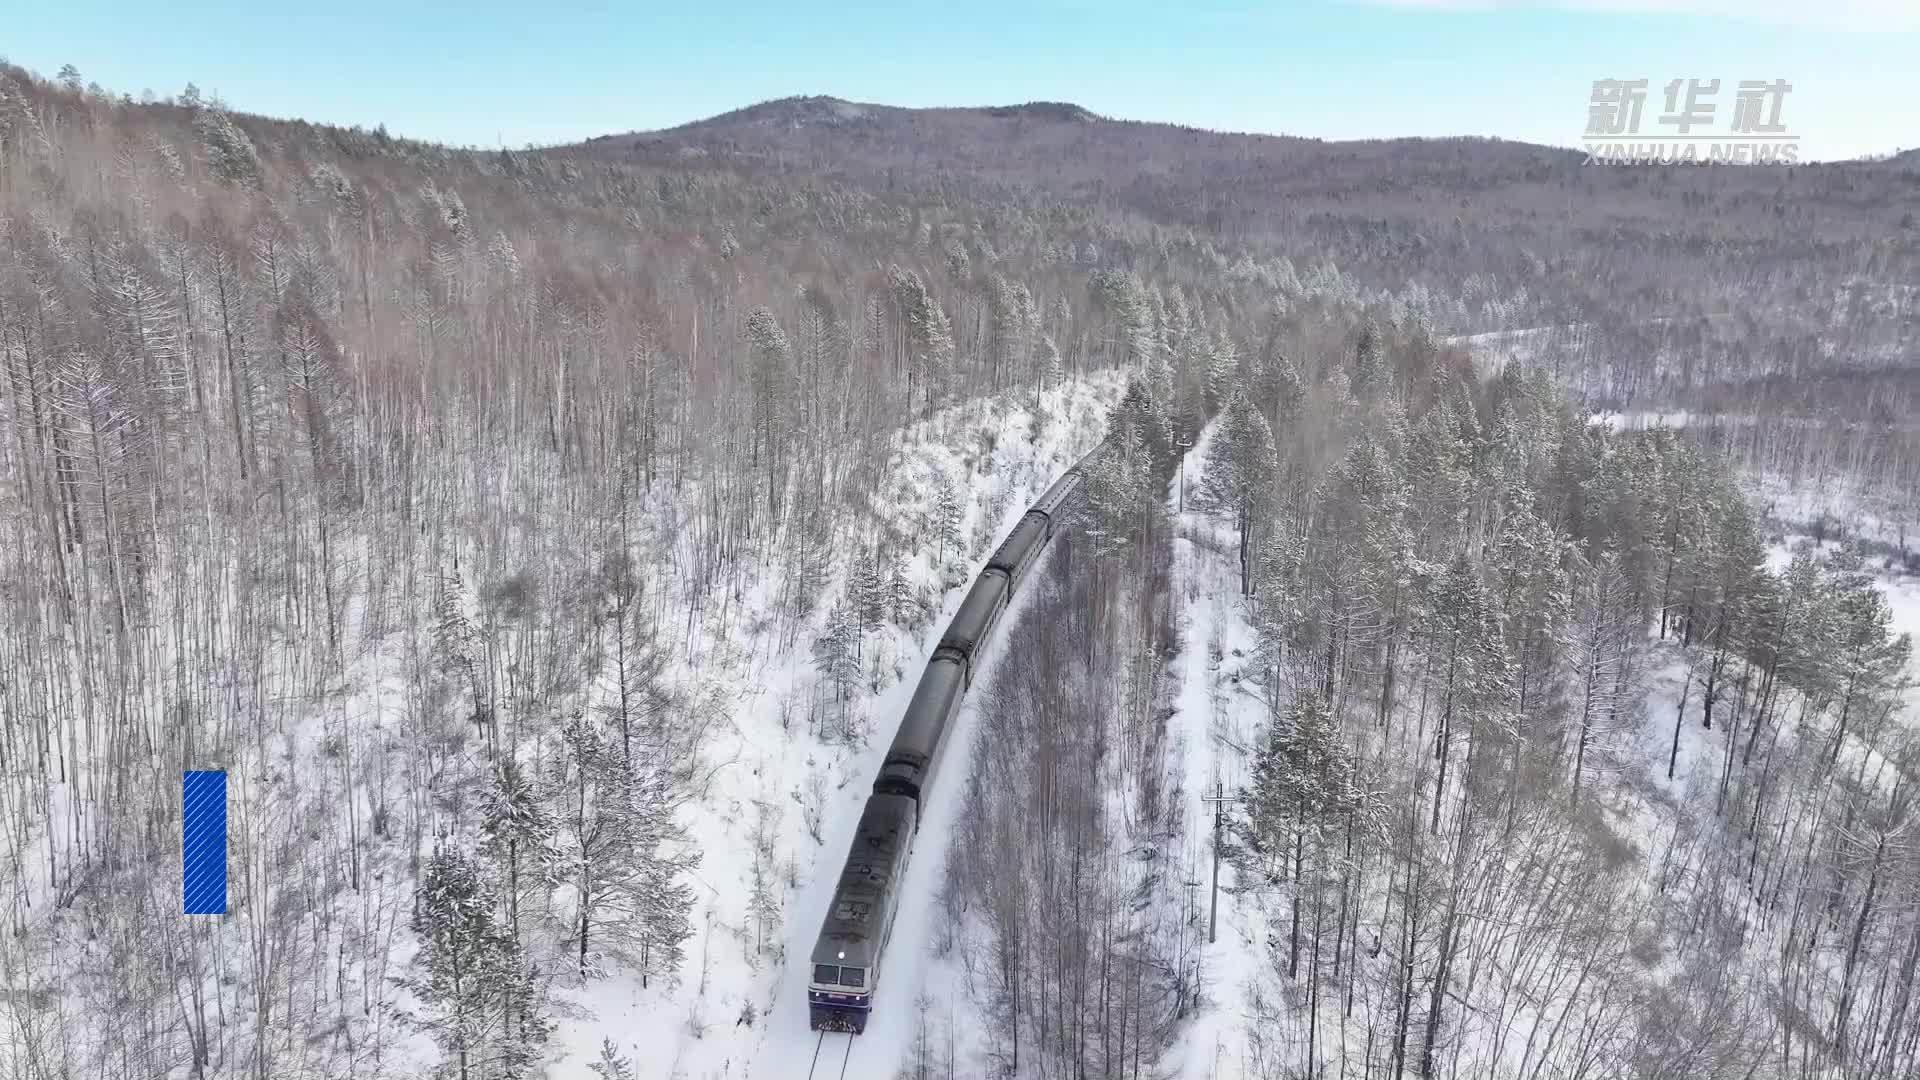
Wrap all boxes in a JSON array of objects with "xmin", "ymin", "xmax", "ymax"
[
  {"xmin": 889, "ymin": 656, "xmax": 966, "ymax": 765},
  {"xmin": 810, "ymin": 794, "xmax": 915, "ymax": 969},
  {"xmin": 1033, "ymin": 468, "xmax": 1086, "ymax": 518},
  {"xmin": 937, "ymin": 571, "xmax": 1009, "ymax": 656},
  {"xmin": 986, "ymin": 513, "xmax": 1047, "ymax": 574}
]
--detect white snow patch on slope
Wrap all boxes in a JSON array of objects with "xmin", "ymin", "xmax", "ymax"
[{"xmin": 1159, "ymin": 419, "xmax": 1276, "ymax": 1080}]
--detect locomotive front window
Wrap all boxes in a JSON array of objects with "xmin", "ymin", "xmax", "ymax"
[
  {"xmin": 838, "ymin": 967, "xmax": 866, "ymax": 988},
  {"xmin": 813, "ymin": 964, "xmax": 839, "ymax": 986}
]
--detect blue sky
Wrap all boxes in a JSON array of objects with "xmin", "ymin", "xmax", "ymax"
[{"xmin": 5, "ymin": 0, "xmax": 1914, "ymax": 160}]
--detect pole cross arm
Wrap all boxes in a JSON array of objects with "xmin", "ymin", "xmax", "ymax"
[{"xmin": 1199, "ymin": 780, "xmax": 1249, "ymax": 943}]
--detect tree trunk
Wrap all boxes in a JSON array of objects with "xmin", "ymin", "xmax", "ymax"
[{"xmin": 1668, "ymin": 666, "xmax": 1692, "ymax": 781}]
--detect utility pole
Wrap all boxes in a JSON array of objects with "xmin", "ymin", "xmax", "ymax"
[
  {"xmin": 1178, "ymin": 434, "xmax": 1193, "ymax": 513},
  {"xmin": 1201, "ymin": 779, "xmax": 1248, "ymax": 943}
]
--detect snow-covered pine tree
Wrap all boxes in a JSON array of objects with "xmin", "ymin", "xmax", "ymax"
[
  {"xmin": 1046, "ymin": 293, "xmax": 1073, "ymax": 350},
  {"xmin": 586, "ymin": 1038, "xmax": 637, "ymax": 1080},
  {"xmin": 1351, "ymin": 319, "xmax": 1385, "ymax": 403},
  {"xmin": 1246, "ymin": 690, "xmax": 1358, "ymax": 872},
  {"xmin": 744, "ymin": 305, "xmax": 791, "ymax": 517},
  {"xmin": 1244, "ymin": 686, "xmax": 1372, "ymax": 994},
  {"xmin": 1200, "ymin": 391, "xmax": 1277, "ymax": 594},
  {"xmin": 813, "ymin": 597, "xmax": 862, "ymax": 707},
  {"xmin": 412, "ymin": 846, "xmax": 550, "ymax": 1080},
  {"xmin": 1115, "ymin": 372, "xmax": 1176, "ymax": 471},
  {"xmin": 886, "ymin": 552, "xmax": 916, "ymax": 629},
  {"xmin": 1080, "ymin": 423, "xmax": 1151, "ymax": 561},
  {"xmin": 433, "ymin": 569, "xmax": 484, "ymax": 724},
  {"xmin": 849, "ymin": 546, "xmax": 887, "ymax": 640},
  {"xmin": 1203, "ymin": 330, "xmax": 1239, "ymax": 416},
  {"xmin": 1488, "ymin": 498, "xmax": 1572, "ymax": 751},
  {"xmin": 1821, "ymin": 543, "xmax": 1914, "ymax": 763},
  {"xmin": 554, "ymin": 717, "xmax": 698, "ymax": 986},
  {"xmin": 480, "ymin": 758, "xmax": 554, "ymax": 947},
  {"xmin": 193, "ymin": 106, "xmax": 262, "ymax": 187},
  {"xmin": 932, "ymin": 477, "xmax": 963, "ymax": 568},
  {"xmin": 1566, "ymin": 547, "xmax": 1638, "ymax": 809},
  {"xmin": 1247, "ymin": 341, "xmax": 1303, "ymax": 434},
  {"xmin": 911, "ymin": 288, "xmax": 955, "ymax": 416},
  {"xmin": 747, "ymin": 796, "xmax": 782, "ymax": 959},
  {"xmin": 1424, "ymin": 553, "xmax": 1512, "ymax": 834},
  {"xmin": 626, "ymin": 778, "xmax": 700, "ymax": 990}
]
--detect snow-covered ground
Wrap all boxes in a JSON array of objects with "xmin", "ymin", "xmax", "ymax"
[
  {"xmin": 1449, "ymin": 324, "xmax": 1591, "ymax": 380},
  {"xmin": 1157, "ymin": 419, "xmax": 1273, "ymax": 1080},
  {"xmin": 1747, "ymin": 473, "xmax": 1918, "ymax": 561},
  {"xmin": 560, "ymin": 373, "xmax": 1122, "ymax": 1080},
  {"xmin": 1586, "ymin": 409, "xmax": 1699, "ymax": 432}
]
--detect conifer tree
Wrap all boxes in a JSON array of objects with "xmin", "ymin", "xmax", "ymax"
[
  {"xmin": 554, "ymin": 717, "xmax": 697, "ymax": 987},
  {"xmin": 1200, "ymin": 391, "xmax": 1277, "ymax": 594},
  {"xmin": 1568, "ymin": 548, "xmax": 1638, "ymax": 807},
  {"xmin": 813, "ymin": 597, "xmax": 862, "ymax": 705},
  {"xmin": 413, "ymin": 847, "xmax": 551, "ymax": 1080},
  {"xmin": 932, "ymin": 478, "xmax": 963, "ymax": 567},
  {"xmin": 480, "ymin": 758, "xmax": 554, "ymax": 946},
  {"xmin": 586, "ymin": 1039, "xmax": 637, "ymax": 1080}
]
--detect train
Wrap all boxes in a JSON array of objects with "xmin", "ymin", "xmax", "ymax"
[{"xmin": 806, "ymin": 446, "xmax": 1101, "ymax": 1034}]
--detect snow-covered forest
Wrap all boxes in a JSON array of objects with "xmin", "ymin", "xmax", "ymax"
[
  {"xmin": 0, "ymin": 65, "xmax": 1336, "ymax": 1078},
  {"xmin": 1155, "ymin": 333, "xmax": 1919, "ymax": 1079},
  {"xmin": 1, "ymin": 60, "xmax": 1917, "ymax": 1080}
]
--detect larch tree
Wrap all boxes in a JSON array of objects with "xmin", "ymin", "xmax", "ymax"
[{"xmin": 1199, "ymin": 390, "xmax": 1276, "ymax": 595}]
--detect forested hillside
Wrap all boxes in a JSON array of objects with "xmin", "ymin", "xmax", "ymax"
[
  {"xmin": 589, "ymin": 96, "xmax": 1920, "ymax": 410},
  {"xmin": 0, "ymin": 66, "xmax": 1378, "ymax": 1078},
  {"xmin": 1131, "ymin": 328, "xmax": 1918, "ymax": 1077},
  {"xmin": 597, "ymin": 95, "xmax": 1920, "ymax": 543},
  {"xmin": 1, "ymin": 61, "xmax": 1916, "ymax": 1080},
  {"xmin": 888, "ymin": 267, "xmax": 1917, "ymax": 1077}
]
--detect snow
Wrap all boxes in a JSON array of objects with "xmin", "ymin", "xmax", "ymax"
[
  {"xmin": 1157, "ymin": 418, "xmax": 1274, "ymax": 1080},
  {"xmin": 555, "ymin": 372, "xmax": 1123, "ymax": 1079},
  {"xmin": 1586, "ymin": 409, "xmax": 1697, "ymax": 432},
  {"xmin": 1884, "ymin": 572, "xmax": 1920, "ymax": 653},
  {"xmin": 1446, "ymin": 323, "xmax": 1601, "ymax": 382},
  {"xmin": 1747, "ymin": 472, "xmax": 1918, "ymax": 561},
  {"xmin": 1630, "ymin": 652, "xmax": 1712, "ymax": 807}
]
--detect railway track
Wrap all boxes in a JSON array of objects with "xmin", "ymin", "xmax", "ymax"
[{"xmin": 805, "ymin": 1030, "xmax": 855, "ymax": 1080}]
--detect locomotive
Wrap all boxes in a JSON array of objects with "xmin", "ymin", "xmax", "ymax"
[{"xmin": 806, "ymin": 449, "xmax": 1098, "ymax": 1033}]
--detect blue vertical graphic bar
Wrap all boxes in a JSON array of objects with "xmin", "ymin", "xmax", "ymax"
[{"xmin": 182, "ymin": 770, "xmax": 228, "ymax": 915}]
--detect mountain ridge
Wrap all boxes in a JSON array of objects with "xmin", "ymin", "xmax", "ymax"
[{"xmin": 579, "ymin": 93, "xmax": 1564, "ymax": 156}]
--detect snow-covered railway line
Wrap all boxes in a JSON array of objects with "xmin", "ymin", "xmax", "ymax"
[
  {"xmin": 803, "ymin": 442, "xmax": 1104, "ymax": 1032},
  {"xmin": 755, "ymin": 430, "xmax": 1113, "ymax": 1077},
  {"xmin": 804, "ymin": 1031, "xmax": 855, "ymax": 1080}
]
